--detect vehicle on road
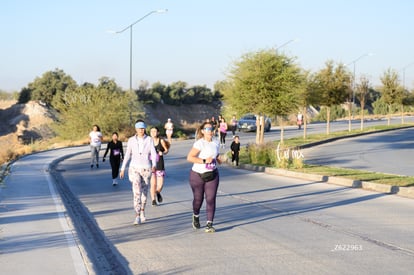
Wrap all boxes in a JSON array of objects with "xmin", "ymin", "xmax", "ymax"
[{"xmin": 237, "ymin": 114, "xmax": 271, "ymax": 132}]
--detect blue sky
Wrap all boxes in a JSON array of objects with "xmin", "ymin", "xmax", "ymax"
[{"xmin": 1, "ymin": 0, "xmax": 414, "ymax": 92}]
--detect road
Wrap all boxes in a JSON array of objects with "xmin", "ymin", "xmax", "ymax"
[
  {"xmin": 1, "ymin": 117, "xmax": 414, "ymax": 274},
  {"xmin": 303, "ymin": 127, "xmax": 414, "ymax": 176},
  {"xmin": 54, "ymin": 135, "xmax": 414, "ymax": 274}
]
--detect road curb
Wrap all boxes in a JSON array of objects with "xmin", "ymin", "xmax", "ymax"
[
  {"xmin": 0, "ymin": 161, "xmax": 12, "ymax": 185},
  {"xmin": 234, "ymin": 163, "xmax": 414, "ymax": 200}
]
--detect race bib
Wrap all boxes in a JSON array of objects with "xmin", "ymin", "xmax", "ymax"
[{"xmin": 205, "ymin": 159, "xmax": 217, "ymax": 170}]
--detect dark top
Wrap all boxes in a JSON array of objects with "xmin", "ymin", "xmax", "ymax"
[
  {"xmin": 154, "ymin": 139, "xmax": 166, "ymax": 171},
  {"xmin": 231, "ymin": 141, "xmax": 240, "ymax": 153},
  {"xmin": 103, "ymin": 141, "xmax": 124, "ymax": 160}
]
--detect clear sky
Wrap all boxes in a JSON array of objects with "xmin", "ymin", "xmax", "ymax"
[{"xmin": 1, "ymin": 0, "xmax": 414, "ymax": 92}]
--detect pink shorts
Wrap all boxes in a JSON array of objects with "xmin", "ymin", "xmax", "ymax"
[{"xmin": 154, "ymin": 170, "xmax": 166, "ymax": 177}]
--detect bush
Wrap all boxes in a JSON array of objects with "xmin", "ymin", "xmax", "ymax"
[
  {"xmin": 242, "ymin": 141, "xmax": 305, "ymax": 169},
  {"xmin": 314, "ymin": 105, "xmax": 346, "ymax": 121}
]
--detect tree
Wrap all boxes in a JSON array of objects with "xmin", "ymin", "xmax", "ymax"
[
  {"xmin": 223, "ymin": 48, "xmax": 304, "ymax": 144},
  {"xmin": 299, "ymin": 71, "xmax": 321, "ymax": 140},
  {"xmin": 311, "ymin": 60, "xmax": 351, "ymax": 135},
  {"xmin": 380, "ymin": 68, "xmax": 403, "ymax": 125},
  {"xmin": 53, "ymin": 79, "xmax": 142, "ymax": 140},
  {"xmin": 355, "ymin": 76, "xmax": 370, "ymax": 130},
  {"xmin": 26, "ymin": 68, "xmax": 78, "ymax": 106}
]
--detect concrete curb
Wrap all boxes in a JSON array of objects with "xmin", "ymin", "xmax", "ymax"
[
  {"xmin": 226, "ymin": 125, "xmax": 414, "ymax": 199},
  {"xmin": 232, "ymin": 164, "xmax": 414, "ymax": 199},
  {"xmin": 0, "ymin": 161, "xmax": 11, "ymax": 185}
]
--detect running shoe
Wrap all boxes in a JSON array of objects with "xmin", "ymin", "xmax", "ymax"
[
  {"xmin": 205, "ymin": 222, "xmax": 215, "ymax": 233},
  {"xmin": 192, "ymin": 214, "xmax": 200, "ymax": 229},
  {"xmin": 157, "ymin": 192, "xmax": 163, "ymax": 203},
  {"xmin": 152, "ymin": 200, "xmax": 157, "ymax": 207},
  {"xmin": 140, "ymin": 211, "xmax": 146, "ymax": 223},
  {"xmin": 133, "ymin": 216, "xmax": 140, "ymax": 225}
]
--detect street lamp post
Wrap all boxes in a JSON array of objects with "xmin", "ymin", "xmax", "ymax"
[
  {"xmin": 402, "ymin": 62, "xmax": 414, "ymax": 91},
  {"xmin": 347, "ymin": 53, "xmax": 373, "ymax": 104},
  {"xmin": 275, "ymin": 38, "xmax": 299, "ymax": 52},
  {"xmin": 113, "ymin": 9, "xmax": 167, "ymax": 92}
]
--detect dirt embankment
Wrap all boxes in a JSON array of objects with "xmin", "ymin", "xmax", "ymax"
[{"xmin": 0, "ymin": 100, "xmax": 57, "ymax": 163}]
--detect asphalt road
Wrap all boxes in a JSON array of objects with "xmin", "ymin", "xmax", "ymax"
[
  {"xmin": 303, "ymin": 127, "xmax": 414, "ymax": 176},
  {"xmin": 56, "ymin": 136, "xmax": 414, "ymax": 274},
  {"xmin": 1, "ymin": 117, "xmax": 414, "ymax": 274}
]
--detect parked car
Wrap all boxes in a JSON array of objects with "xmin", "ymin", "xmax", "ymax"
[{"xmin": 237, "ymin": 114, "xmax": 271, "ymax": 132}]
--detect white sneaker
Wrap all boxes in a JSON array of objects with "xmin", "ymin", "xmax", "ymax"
[
  {"xmin": 140, "ymin": 211, "xmax": 146, "ymax": 223},
  {"xmin": 133, "ymin": 216, "xmax": 140, "ymax": 225}
]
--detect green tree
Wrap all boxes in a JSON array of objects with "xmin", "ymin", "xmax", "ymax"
[
  {"xmin": 223, "ymin": 48, "xmax": 304, "ymax": 144},
  {"xmin": 355, "ymin": 76, "xmax": 370, "ymax": 130},
  {"xmin": 380, "ymin": 68, "xmax": 403, "ymax": 125},
  {"xmin": 26, "ymin": 68, "xmax": 78, "ymax": 106},
  {"xmin": 311, "ymin": 60, "xmax": 351, "ymax": 134},
  {"xmin": 53, "ymin": 79, "xmax": 142, "ymax": 140}
]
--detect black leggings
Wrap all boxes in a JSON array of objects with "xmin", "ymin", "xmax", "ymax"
[
  {"xmin": 110, "ymin": 157, "xmax": 121, "ymax": 179},
  {"xmin": 189, "ymin": 170, "xmax": 219, "ymax": 222},
  {"xmin": 220, "ymin": 132, "xmax": 226, "ymax": 144}
]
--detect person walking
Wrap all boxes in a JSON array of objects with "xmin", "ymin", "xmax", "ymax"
[
  {"xmin": 230, "ymin": 115, "xmax": 237, "ymax": 136},
  {"xmin": 230, "ymin": 135, "xmax": 241, "ymax": 166},
  {"xmin": 210, "ymin": 116, "xmax": 218, "ymax": 137},
  {"xmin": 297, "ymin": 112, "xmax": 303, "ymax": 130},
  {"xmin": 89, "ymin": 124, "xmax": 102, "ymax": 169},
  {"xmin": 103, "ymin": 132, "xmax": 124, "ymax": 186},
  {"xmin": 164, "ymin": 118, "xmax": 174, "ymax": 144},
  {"xmin": 186, "ymin": 121, "xmax": 222, "ymax": 233},
  {"xmin": 149, "ymin": 126, "xmax": 170, "ymax": 206},
  {"xmin": 120, "ymin": 120, "xmax": 157, "ymax": 225},
  {"xmin": 219, "ymin": 117, "xmax": 228, "ymax": 148}
]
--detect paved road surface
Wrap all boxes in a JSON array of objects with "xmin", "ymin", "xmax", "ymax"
[
  {"xmin": 1, "ymin": 119, "xmax": 414, "ymax": 274},
  {"xmin": 303, "ymin": 127, "xmax": 414, "ymax": 176}
]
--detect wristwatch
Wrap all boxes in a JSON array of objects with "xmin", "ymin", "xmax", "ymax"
[{"xmin": 202, "ymin": 159, "xmax": 206, "ymax": 164}]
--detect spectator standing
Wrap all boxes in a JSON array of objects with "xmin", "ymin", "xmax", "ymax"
[
  {"xmin": 186, "ymin": 121, "xmax": 222, "ymax": 233},
  {"xmin": 149, "ymin": 127, "xmax": 170, "ymax": 206},
  {"xmin": 103, "ymin": 132, "xmax": 124, "ymax": 186},
  {"xmin": 230, "ymin": 135, "xmax": 241, "ymax": 166},
  {"xmin": 120, "ymin": 120, "xmax": 157, "ymax": 225},
  {"xmin": 89, "ymin": 124, "xmax": 102, "ymax": 169}
]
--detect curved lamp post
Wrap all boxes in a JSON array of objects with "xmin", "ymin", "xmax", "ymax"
[
  {"xmin": 111, "ymin": 9, "xmax": 168, "ymax": 92},
  {"xmin": 275, "ymin": 38, "xmax": 299, "ymax": 52},
  {"xmin": 347, "ymin": 53, "xmax": 374, "ymax": 103}
]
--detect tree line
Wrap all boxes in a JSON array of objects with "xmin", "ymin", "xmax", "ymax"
[
  {"xmin": 219, "ymin": 49, "xmax": 414, "ymax": 143},
  {"xmin": 7, "ymin": 47, "xmax": 414, "ymax": 144},
  {"xmin": 15, "ymin": 69, "xmax": 221, "ymax": 140}
]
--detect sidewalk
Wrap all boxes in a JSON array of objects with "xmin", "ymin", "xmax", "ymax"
[{"xmin": 0, "ymin": 148, "xmax": 91, "ymax": 275}]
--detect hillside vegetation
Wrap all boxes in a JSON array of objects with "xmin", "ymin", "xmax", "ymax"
[{"xmin": 0, "ymin": 100, "xmax": 219, "ymax": 165}]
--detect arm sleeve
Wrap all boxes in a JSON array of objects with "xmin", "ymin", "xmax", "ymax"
[{"xmin": 103, "ymin": 142, "xmax": 110, "ymax": 158}]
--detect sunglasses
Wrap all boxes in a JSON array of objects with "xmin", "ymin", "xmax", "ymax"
[{"xmin": 203, "ymin": 127, "xmax": 213, "ymax": 131}]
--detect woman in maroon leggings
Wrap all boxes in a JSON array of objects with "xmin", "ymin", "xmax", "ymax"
[{"xmin": 187, "ymin": 121, "xmax": 222, "ymax": 233}]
